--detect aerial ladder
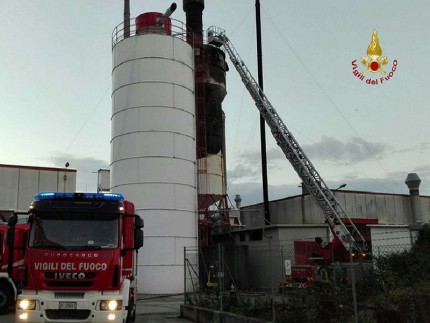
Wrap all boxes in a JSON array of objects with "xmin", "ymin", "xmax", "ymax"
[{"xmin": 207, "ymin": 26, "xmax": 367, "ymax": 254}]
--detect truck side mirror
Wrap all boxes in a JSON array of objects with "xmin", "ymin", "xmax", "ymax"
[
  {"xmin": 134, "ymin": 215, "xmax": 144, "ymax": 250},
  {"xmin": 134, "ymin": 229, "xmax": 143, "ymax": 250},
  {"xmin": 8, "ymin": 214, "xmax": 18, "ymax": 226},
  {"xmin": 6, "ymin": 214, "xmax": 19, "ymax": 277},
  {"xmin": 135, "ymin": 215, "xmax": 144, "ymax": 229},
  {"xmin": 6, "ymin": 214, "xmax": 18, "ymax": 247}
]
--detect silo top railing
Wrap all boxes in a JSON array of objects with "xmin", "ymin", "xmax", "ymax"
[{"xmin": 112, "ymin": 17, "xmax": 189, "ymax": 49}]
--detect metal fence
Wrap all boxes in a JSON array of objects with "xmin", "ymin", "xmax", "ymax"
[{"xmin": 184, "ymin": 239, "xmax": 430, "ymax": 322}]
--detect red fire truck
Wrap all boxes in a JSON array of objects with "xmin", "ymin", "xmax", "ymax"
[
  {"xmin": 0, "ymin": 218, "xmax": 29, "ymax": 314},
  {"xmin": 14, "ymin": 192, "xmax": 143, "ymax": 323},
  {"xmin": 281, "ymin": 235, "xmax": 368, "ymax": 290},
  {"xmin": 282, "ymin": 238, "xmax": 348, "ymax": 289}
]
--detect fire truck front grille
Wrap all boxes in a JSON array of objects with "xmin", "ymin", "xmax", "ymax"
[
  {"xmin": 47, "ymin": 281, "xmax": 93, "ymax": 287},
  {"xmin": 54, "ymin": 292, "xmax": 85, "ymax": 299},
  {"xmin": 46, "ymin": 309, "xmax": 91, "ymax": 320}
]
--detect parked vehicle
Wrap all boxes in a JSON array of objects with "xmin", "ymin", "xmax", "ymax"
[
  {"xmin": 14, "ymin": 192, "xmax": 143, "ymax": 323},
  {"xmin": 0, "ymin": 217, "xmax": 29, "ymax": 314}
]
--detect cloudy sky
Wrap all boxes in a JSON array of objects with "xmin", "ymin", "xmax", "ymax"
[{"xmin": 1, "ymin": 1, "xmax": 429, "ymax": 206}]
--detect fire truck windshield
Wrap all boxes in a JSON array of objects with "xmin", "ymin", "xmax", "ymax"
[{"xmin": 28, "ymin": 213, "xmax": 119, "ymax": 250}]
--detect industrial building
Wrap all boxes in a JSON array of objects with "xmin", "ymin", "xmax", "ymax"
[
  {"xmin": 0, "ymin": 164, "xmax": 76, "ymax": 219},
  {"xmin": 237, "ymin": 178, "xmax": 429, "ymax": 245},
  {"xmin": 202, "ymin": 177, "xmax": 427, "ymax": 291}
]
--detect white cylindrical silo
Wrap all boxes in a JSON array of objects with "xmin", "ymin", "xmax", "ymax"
[
  {"xmin": 111, "ymin": 26, "xmax": 197, "ymax": 294},
  {"xmin": 198, "ymin": 152, "xmax": 226, "ymax": 209}
]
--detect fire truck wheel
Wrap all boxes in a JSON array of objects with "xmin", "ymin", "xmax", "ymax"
[{"xmin": 0, "ymin": 282, "xmax": 13, "ymax": 314}]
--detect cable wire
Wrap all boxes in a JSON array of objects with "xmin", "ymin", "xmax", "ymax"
[{"xmin": 260, "ymin": 6, "xmax": 402, "ymax": 193}]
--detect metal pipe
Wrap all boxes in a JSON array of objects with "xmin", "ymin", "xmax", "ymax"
[
  {"xmin": 350, "ymin": 241, "xmax": 358, "ymax": 323},
  {"xmin": 164, "ymin": 3, "xmax": 177, "ymax": 18},
  {"xmin": 157, "ymin": 3, "xmax": 177, "ymax": 27},
  {"xmin": 405, "ymin": 173, "xmax": 423, "ymax": 224},
  {"xmin": 124, "ymin": 0, "xmax": 130, "ymax": 38}
]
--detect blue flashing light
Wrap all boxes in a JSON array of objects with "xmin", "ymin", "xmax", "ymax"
[
  {"xmin": 36, "ymin": 192, "xmax": 73, "ymax": 199},
  {"xmin": 35, "ymin": 192, "xmax": 124, "ymax": 202}
]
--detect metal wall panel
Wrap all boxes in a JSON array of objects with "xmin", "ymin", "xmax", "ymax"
[
  {"xmin": 365, "ymin": 194, "xmax": 377, "ymax": 219},
  {"xmin": 384, "ymin": 195, "xmax": 397, "ymax": 224},
  {"xmin": 0, "ymin": 167, "xmax": 19, "ymax": 210},
  {"xmin": 39, "ymin": 170, "xmax": 59, "ymax": 192},
  {"xmin": 17, "ymin": 168, "xmax": 39, "ymax": 211},
  {"xmin": 0, "ymin": 165, "xmax": 76, "ymax": 212},
  {"xmin": 354, "ymin": 193, "xmax": 367, "ymax": 218},
  {"xmin": 343, "ymin": 193, "xmax": 357, "ymax": 218}
]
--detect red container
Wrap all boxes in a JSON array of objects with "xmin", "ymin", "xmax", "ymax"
[{"xmin": 135, "ymin": 12, "xmax": 172, "ymax": 34}]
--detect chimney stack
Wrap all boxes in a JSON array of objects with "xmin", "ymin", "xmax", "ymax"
[
  {"xmin": 405, "ymin": 173, "xmax": 423, "ymax": 224},
  {"xmin": 183, "ymin": 0, "xmax": 205, "ymax": 44}
]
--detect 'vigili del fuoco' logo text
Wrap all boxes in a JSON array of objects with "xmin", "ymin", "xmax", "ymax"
[{"xmin": 352, "ymin": 29, "xmax": 397, "ymax": 85}]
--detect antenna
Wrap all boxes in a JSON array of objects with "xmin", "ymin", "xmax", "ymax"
[{"xmin": 63, "ymin": 162, "xmax": 69, "ymax": 192}]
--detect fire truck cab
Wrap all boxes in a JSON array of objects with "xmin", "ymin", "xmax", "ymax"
[{"xmin": 15, "ymin": 192, "xmax": 143, "ymax": 323}]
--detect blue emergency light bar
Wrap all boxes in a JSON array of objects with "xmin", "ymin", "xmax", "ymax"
[{"xmin": 35, "ymin": 192, "xmax": 124, "ymax": 202}]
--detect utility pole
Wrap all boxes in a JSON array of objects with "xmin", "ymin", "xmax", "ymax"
[{"xmin": 255, "ymin": 0, "xmax": 270, "ymax": 223}]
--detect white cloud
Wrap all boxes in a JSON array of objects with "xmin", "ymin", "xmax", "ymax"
[{"xmin": 302, "ymin": 136, "xmax": 388, "ymax": 163}]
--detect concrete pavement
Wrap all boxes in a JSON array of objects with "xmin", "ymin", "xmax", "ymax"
[{"xmin": 136, "ymin": 294, "xmax": 192, "ymax": 322}]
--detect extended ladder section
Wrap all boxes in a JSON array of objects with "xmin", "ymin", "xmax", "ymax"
[{"xmin": 207, "ymin": 26, "xmax": 367, "ymax": 253}]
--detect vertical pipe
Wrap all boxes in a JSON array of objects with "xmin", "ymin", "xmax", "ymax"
[
  {"xmin": 218, "ymin": 243, "xmax": 223, "ymax": 311},
  {"xmin": 405, "ymin": 173, "xmax": 423, "ymax": 224},
  {"xmin": 349, "ymin": 242, "xmax": 358, "ymax": 323},
  {"xmin": 268, "ymin": 237, "xmax": 275, "ymax": 322},
  {"xmin": 183, "ymin": 0, "xmax": 205, "ymax": 45},
  {"xmin": 124, "ymin": 0, "xmax": 130, "ymax": 38},
  {"xmin": 255, "ymin": 0, "xmax": 270, "ymax": 223},
  {"xmin": 183, "ymin": 247, "xmax": 186, "ymax": 303},
  {"xmin": 63, "ymin": 169, "xmax": 68, "ymax": 192}
]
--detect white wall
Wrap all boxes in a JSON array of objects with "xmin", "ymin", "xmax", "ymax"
[
  {"xmin": 369, "ymin": 225, "xmax": 417, "ymax": 257},
  {"xmin": 0, "ymin": 165, "xmax": 76, "ymax": 211}
]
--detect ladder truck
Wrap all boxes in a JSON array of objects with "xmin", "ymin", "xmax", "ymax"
[{"xmin": 207, "ymin": 26, "xmax": 367, "ymax": 255}]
